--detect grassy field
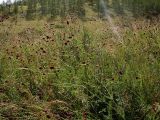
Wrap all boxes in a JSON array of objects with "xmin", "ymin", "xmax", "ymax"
[{"xmin": 0, "ymin": 13, "xmax": 160, "ymax": 119}]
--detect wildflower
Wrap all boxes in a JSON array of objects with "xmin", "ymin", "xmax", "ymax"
[
  {"xmin": 64, "ymin": 42, "xmax": 68, "ymax": 45},
  {"xmin": 16, "ymin": 53, "xmax": 21, "ymax": 59},
  {"xmin": 64, "ymin": 40, "xmax": 70, "ymax": 45},
  {"xmin": 68, "ymin": 36, "xmax": 72, "ymax": 39},
  {"xmin": 50, "ymin": 66, "xmax": 54, "ymax": 70},
  {"xmin": 67, "ymin": 21, "xmax": 69, "ymax": 25},
  {"xmin": 119, "ymin": 71, "xmax": 123, "ymax": 76},
  {"xmin": 47, "ymin": 115, "xmax": 51, "ymax": 119},
  {"xmin": 46, "ymin": 35, "xmax": 51, "ymax": 39},
  {"xmin": 42, "ymin": 50, "xmax": 46, "ymax": 54},
  {"xmin": 40, "ymin": 47, "xmax": 44, "ymax": 50},
  {"xmin": 39, "ymin": 67, "xmax": 43, "ymax": 70}
]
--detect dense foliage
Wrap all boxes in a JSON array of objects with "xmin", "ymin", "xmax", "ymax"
[
  {"xmin": 0, "ymin": 0, "xmax": 160, "ymax": 120},
  {"xmin": 0, "ymin": 0, "xmax": 160, "ymax": 19},
  {"xmin": 0, "ymin": 16, "xmax": 160, "ymax": 119}
]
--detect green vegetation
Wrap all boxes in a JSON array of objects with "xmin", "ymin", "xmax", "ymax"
[
  {"xmin": 0, "ymin": 0, "xmax": 160, "ymax": 120},
  {"xmin": 1, "ymin": 0, "xmax": 160, "ymax": 19}
]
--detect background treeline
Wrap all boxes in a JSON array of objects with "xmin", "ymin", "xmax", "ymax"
[
  {"xmin": 89, "ymin": 0, "xmax": 160, "ymax": 16},
  {"xmin": 26, "ymin": 0, "xmax": 86, "ymax": 19},
  {"xmin": 0, "ymin": 0, "xmax": 86, "ymax": 19},
  {"xmin": 0, "ymin": 0, "xmax": 160, "ymax": 19}
]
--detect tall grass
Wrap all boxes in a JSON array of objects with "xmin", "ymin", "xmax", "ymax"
[{"xmin": 0, "ymin": 18, "xmax": 160, "ymax": 119}]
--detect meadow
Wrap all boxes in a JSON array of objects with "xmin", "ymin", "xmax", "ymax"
[{"xmin": 0, "ymin": 0, "xmax": 160, "ymax": 120}]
